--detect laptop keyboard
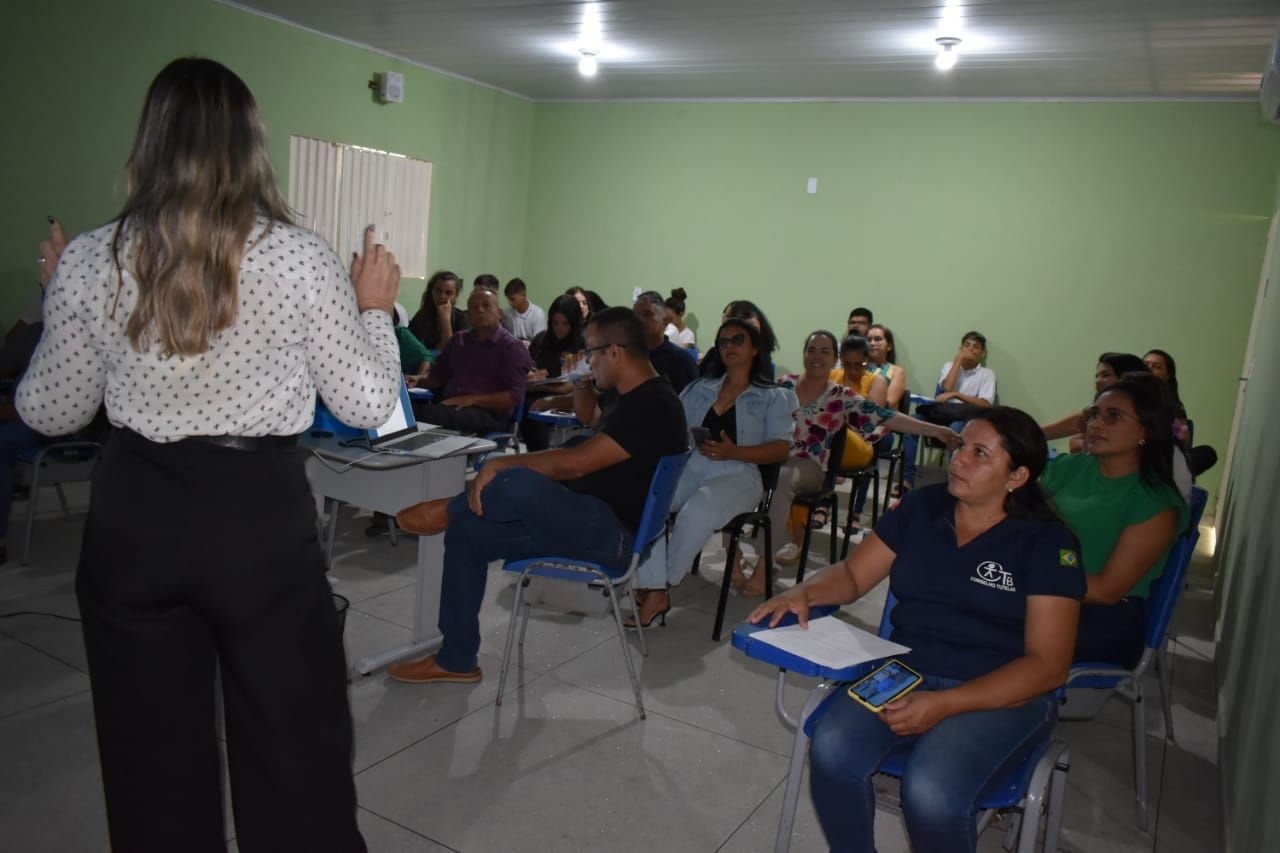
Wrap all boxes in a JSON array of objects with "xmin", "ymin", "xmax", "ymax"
[{"xmin": 386, "ymin": 431, "xmax": 446, "ymax": 451}]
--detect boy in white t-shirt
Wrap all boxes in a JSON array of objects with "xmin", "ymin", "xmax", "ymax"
[{"xmin": 501, "ymin": 277, "xmax": 547, "ymax": 344}]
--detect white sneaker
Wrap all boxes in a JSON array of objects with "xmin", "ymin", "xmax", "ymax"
[{"xmin": 775, "ymin": 543, "xmax": 801, "ymax": 565}]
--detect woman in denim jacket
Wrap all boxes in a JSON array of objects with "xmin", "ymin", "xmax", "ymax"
[{"xmin": 626, "ymin": 317, "xmax": 797, "ymax": 628}]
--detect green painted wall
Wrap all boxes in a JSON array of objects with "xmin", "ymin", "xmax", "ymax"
[
  {"xmin": 523, "ymin": 101, "xmax": 1280, "ymax": 502},
  {"xmin": 1214, "ymin": 174, "xmax": 1280, "ymax": 852},
  {"xmin": 1, "ymin": 0, "xmax": 534, "ymax": 322}
]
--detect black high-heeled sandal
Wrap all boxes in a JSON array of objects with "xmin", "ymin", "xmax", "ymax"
[{"xmin": 624, "ymin": 595, "xmax": 671, "ymax": 629}]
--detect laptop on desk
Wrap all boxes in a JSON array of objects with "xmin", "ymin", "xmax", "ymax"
[{"xmin": 364, "ymin": 380, "xmax": 484, "ymax": 459}]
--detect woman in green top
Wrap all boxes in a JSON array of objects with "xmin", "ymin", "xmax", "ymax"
[{"xmin": 1040, "ymin": 376, "xmax": 1189, "ymax": 667}]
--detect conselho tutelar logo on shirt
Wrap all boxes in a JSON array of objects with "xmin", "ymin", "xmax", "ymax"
[{"xmin": 971, "ymin": 561, "xmax": 1016, "ymax": 592}]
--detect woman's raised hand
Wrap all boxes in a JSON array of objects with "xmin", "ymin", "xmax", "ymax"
[{"xmin": 351, "ymin": 225, "xmax": 400, "ymax": 315}]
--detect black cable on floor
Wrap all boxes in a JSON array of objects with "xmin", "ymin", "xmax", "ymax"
[{"xmin": 0, "ymin": 610, "xmax": 81, "ymax": 622}]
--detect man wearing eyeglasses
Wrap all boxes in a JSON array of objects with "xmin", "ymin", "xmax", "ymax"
[{"xmin": 387, "ymin": 307, "xmax": 689, "ymax": 686}]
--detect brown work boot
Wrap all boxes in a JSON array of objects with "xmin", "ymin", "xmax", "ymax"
[
  {"xmin": 396, "ymin": 497, "xmax": 453, "ymax": 535},
  {"xmin": 388, "ymin": 654, "xmax": 482, "ymax": 685}
]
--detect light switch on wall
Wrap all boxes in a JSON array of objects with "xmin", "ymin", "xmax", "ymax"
[{"xmin": 807, "ymin": 177, "xmax": 818, "ymax": 194}]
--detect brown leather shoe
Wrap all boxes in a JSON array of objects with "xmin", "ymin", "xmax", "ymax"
[
  {"xmin": 387, "ymin": 654, "xmax": 482, "ymax": 685},
  {"xmin": 395, "ymin": 497, "xmax": 453, "ymax": 535}
]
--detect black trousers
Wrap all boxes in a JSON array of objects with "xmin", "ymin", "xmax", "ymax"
[
  {"xmin": 1075, "ymin": 597, "xmax": 1148, "ymax": 669},
  {"xmin": 76, "ymin": 430, "xmax": 365, "ymax": 853},
  {"xmin": 411, "ymin": 401, "xmax": 507, "ymax": 434}
]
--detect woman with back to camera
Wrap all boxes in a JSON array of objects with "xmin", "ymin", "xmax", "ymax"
[
  {"xmin": 664, "ymin": 287, "xmax": 696, "ymax": 349},
  {"xmin": 750, "ymin": 407, "xmax": 1084, "ymax": 853},
  {"xmin": 17, "ymin": 58, "xmax": 402, "ymax": 853}
]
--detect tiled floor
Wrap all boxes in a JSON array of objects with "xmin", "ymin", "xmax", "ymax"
[{"xmin": 0, "ymin": 478, "xmax": 1223, "ymax": 852}]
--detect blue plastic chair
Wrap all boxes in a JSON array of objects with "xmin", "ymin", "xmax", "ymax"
[
  {"xmin": 732, "ymin": 594, "xmax": 1070, "ymax": 853},
  {"xmin": 495, "ymin": 451, "xmax": 691, "ymax": 718},
  {"xmin": 1060, "ymin": 485, "xmax": 1208, "ymax": 831}
]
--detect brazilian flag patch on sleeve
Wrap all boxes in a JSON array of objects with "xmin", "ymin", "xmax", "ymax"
[{"xmin": 1059, "ymin": 549, "xmax": 1079, "ymax": 567}]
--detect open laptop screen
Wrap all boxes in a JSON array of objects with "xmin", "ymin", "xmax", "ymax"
[{"xmin": 368, "ymin": 379, "xmax": 418, "ymax": 444}]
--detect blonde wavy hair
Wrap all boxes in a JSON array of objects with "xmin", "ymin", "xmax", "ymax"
[{"xmin": 110, "ymin": 58, "xmax": 292, "ymax": 356}]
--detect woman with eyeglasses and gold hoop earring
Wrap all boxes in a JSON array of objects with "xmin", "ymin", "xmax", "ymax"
[
  {"xmin": 1040, "ymin": 375, "xmax": 1189, "ymax": 667},
  {"xmin": 624, "ymin": 316, "xmax": 796, "ymax": 628}
]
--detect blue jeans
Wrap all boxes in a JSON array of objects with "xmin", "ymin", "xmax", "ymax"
[
  {"xmin": 809, "ymin": 675, "xmax": 1058, "ymax": 853},
  {"xmin": 0, "ymin": 419, "xmax": 46, "ymax": 544},
  {"xmin": 435, "ymin": 468, "xmax": 633, "ymax": 673}
]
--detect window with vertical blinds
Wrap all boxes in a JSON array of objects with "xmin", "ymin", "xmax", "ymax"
[{"xmin": 287, "ymin": 136, "xmax": 433, "ymax": 279}]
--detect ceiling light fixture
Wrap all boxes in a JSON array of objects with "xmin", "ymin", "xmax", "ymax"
[
  {"xmin": 935, "ymin": 36, "xmax": 961, "ymax": 71},
  {"xmin": 578, "ymin": 47, "xmax": 599, "ymax": 77}
]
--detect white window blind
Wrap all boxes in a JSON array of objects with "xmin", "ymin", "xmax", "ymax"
[{"xmin": 287, "ymin": 135, "xmax": 433, "ymax": 279}]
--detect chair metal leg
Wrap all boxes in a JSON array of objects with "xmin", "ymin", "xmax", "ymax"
[
  {"xmin": 54, "ymin": 483, "xmax": 71, "ymax": 520},
  {"xmin": 827, "ymin": 494, "xmax": 838, "ymax": 565},
  {"xmin": 883, "ymin": 454, "xmax": 898, "ymax": 515},
  {"xmin": 762, "ymin": 521, "xmax": 773, "ymax": 592},
  {"xmin": 869, "ymin": 468, "xmax": 881, "ymax": 526},
  {"xmin": 1014, "ymin": 741, "xmax": 1064, "ymax": 853},
  {"xmin": 518, "ymin": 594, "xmax": 534, "ymax": 648},
  {"xmin": 713, "ymin": 533, "xmax": 740, "ymax": 641},
  {"xmin": 775, "ymin": 682, "xmax": 838, "ymax": 853},
  {"xmin": 628, "ymin": 579, "xmax": 649, "ymax": 657},
  {"xmin": 1001, "ymin": 811, "xmax": 1021, "ymax": 851},
  {"xmin": 1132, "ymin": 683, "xmax": 1149, "ymax": 831},
  {"xmin": 387, "ymin": 516, "xmax": 398, "ymax": 547},
  {"xmin": 605, "ymin": 578, "xmax": 646, "ymax": 718},
  {"xmin": 495, "ymin": 570, "xmax": 530, "ymax": 706},
  {"xmin": 795, "ymin": 515, "xmax": 814, "ymax": 584},
  {"xmin": 1043, "ymin": 748, "xmax": 1070, "ymax": 853},
  {"xmin": 21, "ymin": 456, "xmax": 42, "ymax": 565},
  {"xmin": 1157, "ymin": 641, "xmax": 1176, "ymax": 743}
]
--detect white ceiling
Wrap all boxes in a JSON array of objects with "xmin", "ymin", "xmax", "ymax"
[{"xmin": 225, "ymin": 0, "xmax": 1280, "ymax": 100}]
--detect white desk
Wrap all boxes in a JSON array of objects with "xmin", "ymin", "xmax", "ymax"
[{"xmin": 302, "ymin": 431, "xmax": 495, "ymax": 675}]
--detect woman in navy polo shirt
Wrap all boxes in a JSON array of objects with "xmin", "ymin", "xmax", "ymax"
[{"xmin": 750, "ymin": 407, "xmax": 1085, "ymax": 853}]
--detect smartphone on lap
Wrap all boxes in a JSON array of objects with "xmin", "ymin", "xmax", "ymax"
[{"xmin": 846, "ymin": 659, "xmax": 923, "ymax": 713}]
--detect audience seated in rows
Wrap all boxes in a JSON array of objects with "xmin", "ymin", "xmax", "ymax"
[
  {"xmin": 625, "ymin": 316, "xmax": 796, "ymax": 628},
  {"xmin": 1041, "ymin": 352, "xmax": 1148, "ymax": 453},
  {"xmin": 750, "ymin": 407, "xmax": 1084, "ymax": 853},
  {"xmin": 831, "ymin": 334, "xmax": 893, "ymax": 523},
  {"xmin": 387, "ymin": 308, "xmax": 688, "ymax": 685},
  {"xmin": 529, "ymin": 291, "xmax": 699, "ymax": 434},
  {"xmin": 408, "ymin": 270, "xmax": 468, "ymax": 351},
  {"xmin": 0, "ymin": 218, "xmax": 67, "ymax": 564},
  {"xmin": 411, "ymin": 288, "xmax": 531, "ymax": 434},
  {"xmin": 471, "ymin": 273, "xmax": 499, "ymax": 292},
  {"xmin": 521, "ymin": 295, "xmax": 587, "ymax": 452},
  {"xmin": 846, "ymin": 306, "xmax": 873, "ymax": 337},
  {"xmin": 663, "ymin": 287, "xmax": 695, "ymax": 349},
  {"xmin": 765, "ymin": 331, "xmax": 961, "ymax": 592},
  {"xmin": 1041, "ymin": 376, "xmax": 1189, "ymax": 668},
  {"xmin": 866, "ymin": 324, "xmax": 906, "ymax": 410},
  {"xmin": 500, "ymin": 277, "xmax": 547, "ymax": 344},
  {"xmin": 716, "ymin": 300, "xmax": 779, "ymax": 379},
  {"xmin": 393, "ymin": 304, "xmax": 431, "ymax": 378}
]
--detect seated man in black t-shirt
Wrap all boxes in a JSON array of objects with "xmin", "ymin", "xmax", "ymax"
[{"xmin": 389, "ymin": 307, "xmax": 689, "ymax": 685}]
